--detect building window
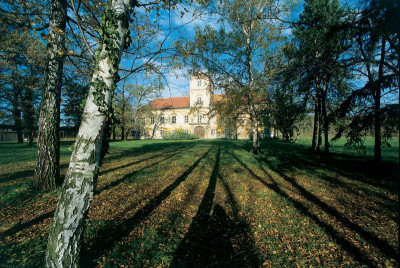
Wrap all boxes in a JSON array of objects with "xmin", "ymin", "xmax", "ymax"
[
  {"xmin": 197, "ymin": 114, "xmax": 202, "ymax": 123},
  {"xmin": 160, "ymin": 130, "xmax": 164, "ymax": 136},
  {"xmin": 160, "ymin": 116, "xmax": 164, "ymax": 123},
  {"xmin": 172, "ymin": 115, "xmax": 176, "ymax": 124},
  {"xmin": 197, "ymin": 96, "xmax": 202, "ymax": 104},
  {"xmin": 198, "ymin": 80, "xmax": 201, "ymax": 86},
  {"xmin": 184, "ymin": 130, "xmax": 189, "ymax": 134},
  {"xmin": 142, "ymin": 117, "xmax": 145, "ymax": 125},
  {"xmin": 211, "ymin": 129, "xmax": 215, "ymax": 136},
  {"xmin": 184, "ymin": 115, "xmax": 189, "ymax": 123},
  {"xmin": 150, "ymin": 117, "xmax": 154, "ymax": 124}
]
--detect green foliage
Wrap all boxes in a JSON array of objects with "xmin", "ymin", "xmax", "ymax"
[{"xmin": 162, "ymin": 129, "xmax": 199, "ymax": 140}]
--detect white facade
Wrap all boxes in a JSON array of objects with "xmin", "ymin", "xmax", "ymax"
[{"xmin": 143, "ymin": 76, "xmax": 251, "ymax": 139}]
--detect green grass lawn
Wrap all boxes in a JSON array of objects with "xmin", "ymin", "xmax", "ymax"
[{"xmin": 0, "ymin": 138, "xmax": 398, "ymax": 267}]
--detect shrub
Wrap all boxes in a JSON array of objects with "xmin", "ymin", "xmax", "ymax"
[{"xmin": 162, "ymin": 129, "xmax": 199, "ymax": 140}]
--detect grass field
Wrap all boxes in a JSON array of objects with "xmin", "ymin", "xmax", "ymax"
[{"xmin": 0, "ymin": 138, "xmax": 398, "ymax": 267}]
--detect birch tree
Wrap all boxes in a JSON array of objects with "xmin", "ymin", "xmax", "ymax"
[{"xmin": 45, "ymin": 0, "xmax": 134, "ymax": 266}]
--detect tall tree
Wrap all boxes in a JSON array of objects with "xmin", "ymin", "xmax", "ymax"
[
  {"xmin": 331, "ymin": 0, "xmax": 398, "ymax": 162},
  {"xmin": 293, "ymin": 0, "xmax": 350, "ymax": 153},
  {"xmin": 0, "ymin": 2, "xmax": 45, "ymax": 144},
  {"xmin": 34, "ymin": 0, "xmax": 67, "ymax": 189}
]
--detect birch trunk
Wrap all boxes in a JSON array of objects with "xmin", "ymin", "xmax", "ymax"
[
  {"xmin": 252, "ymin": 120, "xmax": 260, "ymax": 154},
  {"xmin": 34, "ymin": 0, "xmax": 67, "ymax": 189},
  {"xmin": 45, "ymin": 0, "xmax": 132, "ymax": 266}
]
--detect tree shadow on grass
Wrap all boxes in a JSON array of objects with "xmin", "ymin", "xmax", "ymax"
[
  {"xmin": 258, "ymin": 140, "xmax": 399, "ymax": 194},
  {"xmin": 80, "ymin": 146, "xmax": 213, "ymax": 266},
  {"xmin": 0, "ymin": 163, "xmax": 69, "ymax": 184},
  {"xmin": 171, "ymin": 147, "xmax": 260, "ymax": 268},
  {"xmin": 260, "ymin": 158, "xmax": 399, "ymax": 261},
  {"xmin": 104, "ymin": 141, "xmax": 195, "ymax": 162},
  {"xmin": 96, "ymin": 149, "xmax": 185, "ymax": 194},
  {"xmin": 0, "ymin": 210, "xmax": 54, "ymax": 238},
  {"xmin": 226, "ymin": 150, "xmax": 379, "ymax": 266},
  {"xmin": 99, "ymin": 146, "xmax": 185, "ymax": 176}
]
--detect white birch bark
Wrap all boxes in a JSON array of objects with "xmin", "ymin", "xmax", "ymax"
[{"xmin": 45, "ymin": 0, "xmax": 132, "ymax": 266}]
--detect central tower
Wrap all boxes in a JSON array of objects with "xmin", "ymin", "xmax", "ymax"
[{"xmin": 189, "ymin": 75, "xmax": 212, "ymax": 108}]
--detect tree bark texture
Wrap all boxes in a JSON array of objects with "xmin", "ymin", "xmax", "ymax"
[
  {"xmin": 311, "ymin": 96, "xmax": 319, "ymax": 151},
  {"xmin": 373, "ymin": 38, "xmax": 386, "ymax": 163},
  {"xmin": 45, "ymin": 1, "xmax": 132, "ymax": 266},
  {"xmin": 12, "ymin": 83, "xmax": 23, "ymax": 143},
  {"xmin": 317, "ymin": 94, "xmax": 323, "ymax": 152},
  {"xmin": 34, "ymin": 0, "xmax": 67, "ymax": 190},
  {"xmin": 321, "ymin": 85, "xmax": 329, "ymax": 153},
  {"xmin": 22, "ymin": 85, "xmax": 36, "ymax": 145},
  {"xmin": 252, "ymin": 120, "xmax": 260, "ymax": 154}
]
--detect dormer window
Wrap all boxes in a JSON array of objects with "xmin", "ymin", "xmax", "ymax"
[
  {"xmin": 197, "ymin": 96, "xmax": 202, "ymax": 104},
  {"xmin": 198, "ymin": 80, "xmax": 202, "ymax": 86}
]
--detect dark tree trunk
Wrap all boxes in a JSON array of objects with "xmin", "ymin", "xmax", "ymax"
[
  {"xmin": 22, "ymin": 86, "xmax": 36, "ymax": 146},
  {"xmin": 312, "ymin": 96, "xmax": 318, "ymax": 151},
  {"xmin": 373, "ymin": 90, "xmax": 381, "ymax": 162},
  {"xmin": 121, "ymin": 125, "xmax": 125, "ymax": 140},
  {"xmin": 112, "ymin": 124, "xmax": 116, "ymax": 141},
  {"xmin": 321, "ymin": 86, "xmax": 329, "ymax": 153},
  {"xmin": 34, "ymin": 0, "xmax": 67, "ymax": 190},
  {"xmin": 374, "ymin": 38, "xmax": 386, "ymax": 163},
  {"xmin": 317, "ymin": 94, "xmax": 323, "ymax": 152},
  {"xmin": 12, "ymin": 86, "xmax": 23, "ymax": 143}
]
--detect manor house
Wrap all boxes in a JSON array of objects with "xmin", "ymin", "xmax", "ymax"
[{"xmin": 142, "ymin": 76, "xmax": 251, "ymax": 139}]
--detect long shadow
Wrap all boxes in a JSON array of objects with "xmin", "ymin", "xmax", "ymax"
[
  {"xmin": 96, "ymin": 150, "xmax": 182, "ymax": 194},
  {"xmin": 219, "ymin": 175, "xmax": 261, "ymax": 267},
  {"xmin": 99, "ymin": 147, "xmax": 184, "ymax": 176},
  {"xmin": 80, "ymin": 146, "xmax": 213, "ymax": 266},
  {"xmin": 227, "ymin": 151, "xmax": 374, "ymax": 266},
  {"xmin": 0, "ymin": 210, "xmax": 54, "ymax": 238},
  {"xmin": 171, "ymin": 147, "xmax": 260, "ymax": 267},
  {"xmin": 104, "ymin": 141, "xmax": 195, "ymax": 162},
  {"xmin": 258, "ymin": 140, "xmax": 399, "ymax": 193},
  {"xmin": 0, "ymin": 163, "xmax": 69, "ymax": 184},
  {"xmin": 260, "ymin": 158, "xmax": 399, "ymax": 261}
]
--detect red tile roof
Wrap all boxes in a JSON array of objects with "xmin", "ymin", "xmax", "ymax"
[
  {"xmin": 150, "ymin": 94, "xmax": 225, "ymax": 109},
  {"xmin": 150, "ymin": 96, "xmax": 190, "ymax": 109},
  {"xmin": 212, "ymin": 94, "xmax": 224, "ymax": 104}
]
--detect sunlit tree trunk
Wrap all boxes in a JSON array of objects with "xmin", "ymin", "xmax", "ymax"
[
  {"xmin": 252, "ymin": 120, "xmax": 260, "ymax": 154},
  {"xmin": 45, "ymin": 0, "xmax": 132, "ymax": 266},
  {"xmin": 34, "ymin": 0, "xmax": 67, "ymax": 189}
]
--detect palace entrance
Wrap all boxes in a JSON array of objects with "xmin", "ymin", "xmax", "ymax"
[{"xmin": 194, "ymin": 126, "xmax": 205, "ymax": 139}]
